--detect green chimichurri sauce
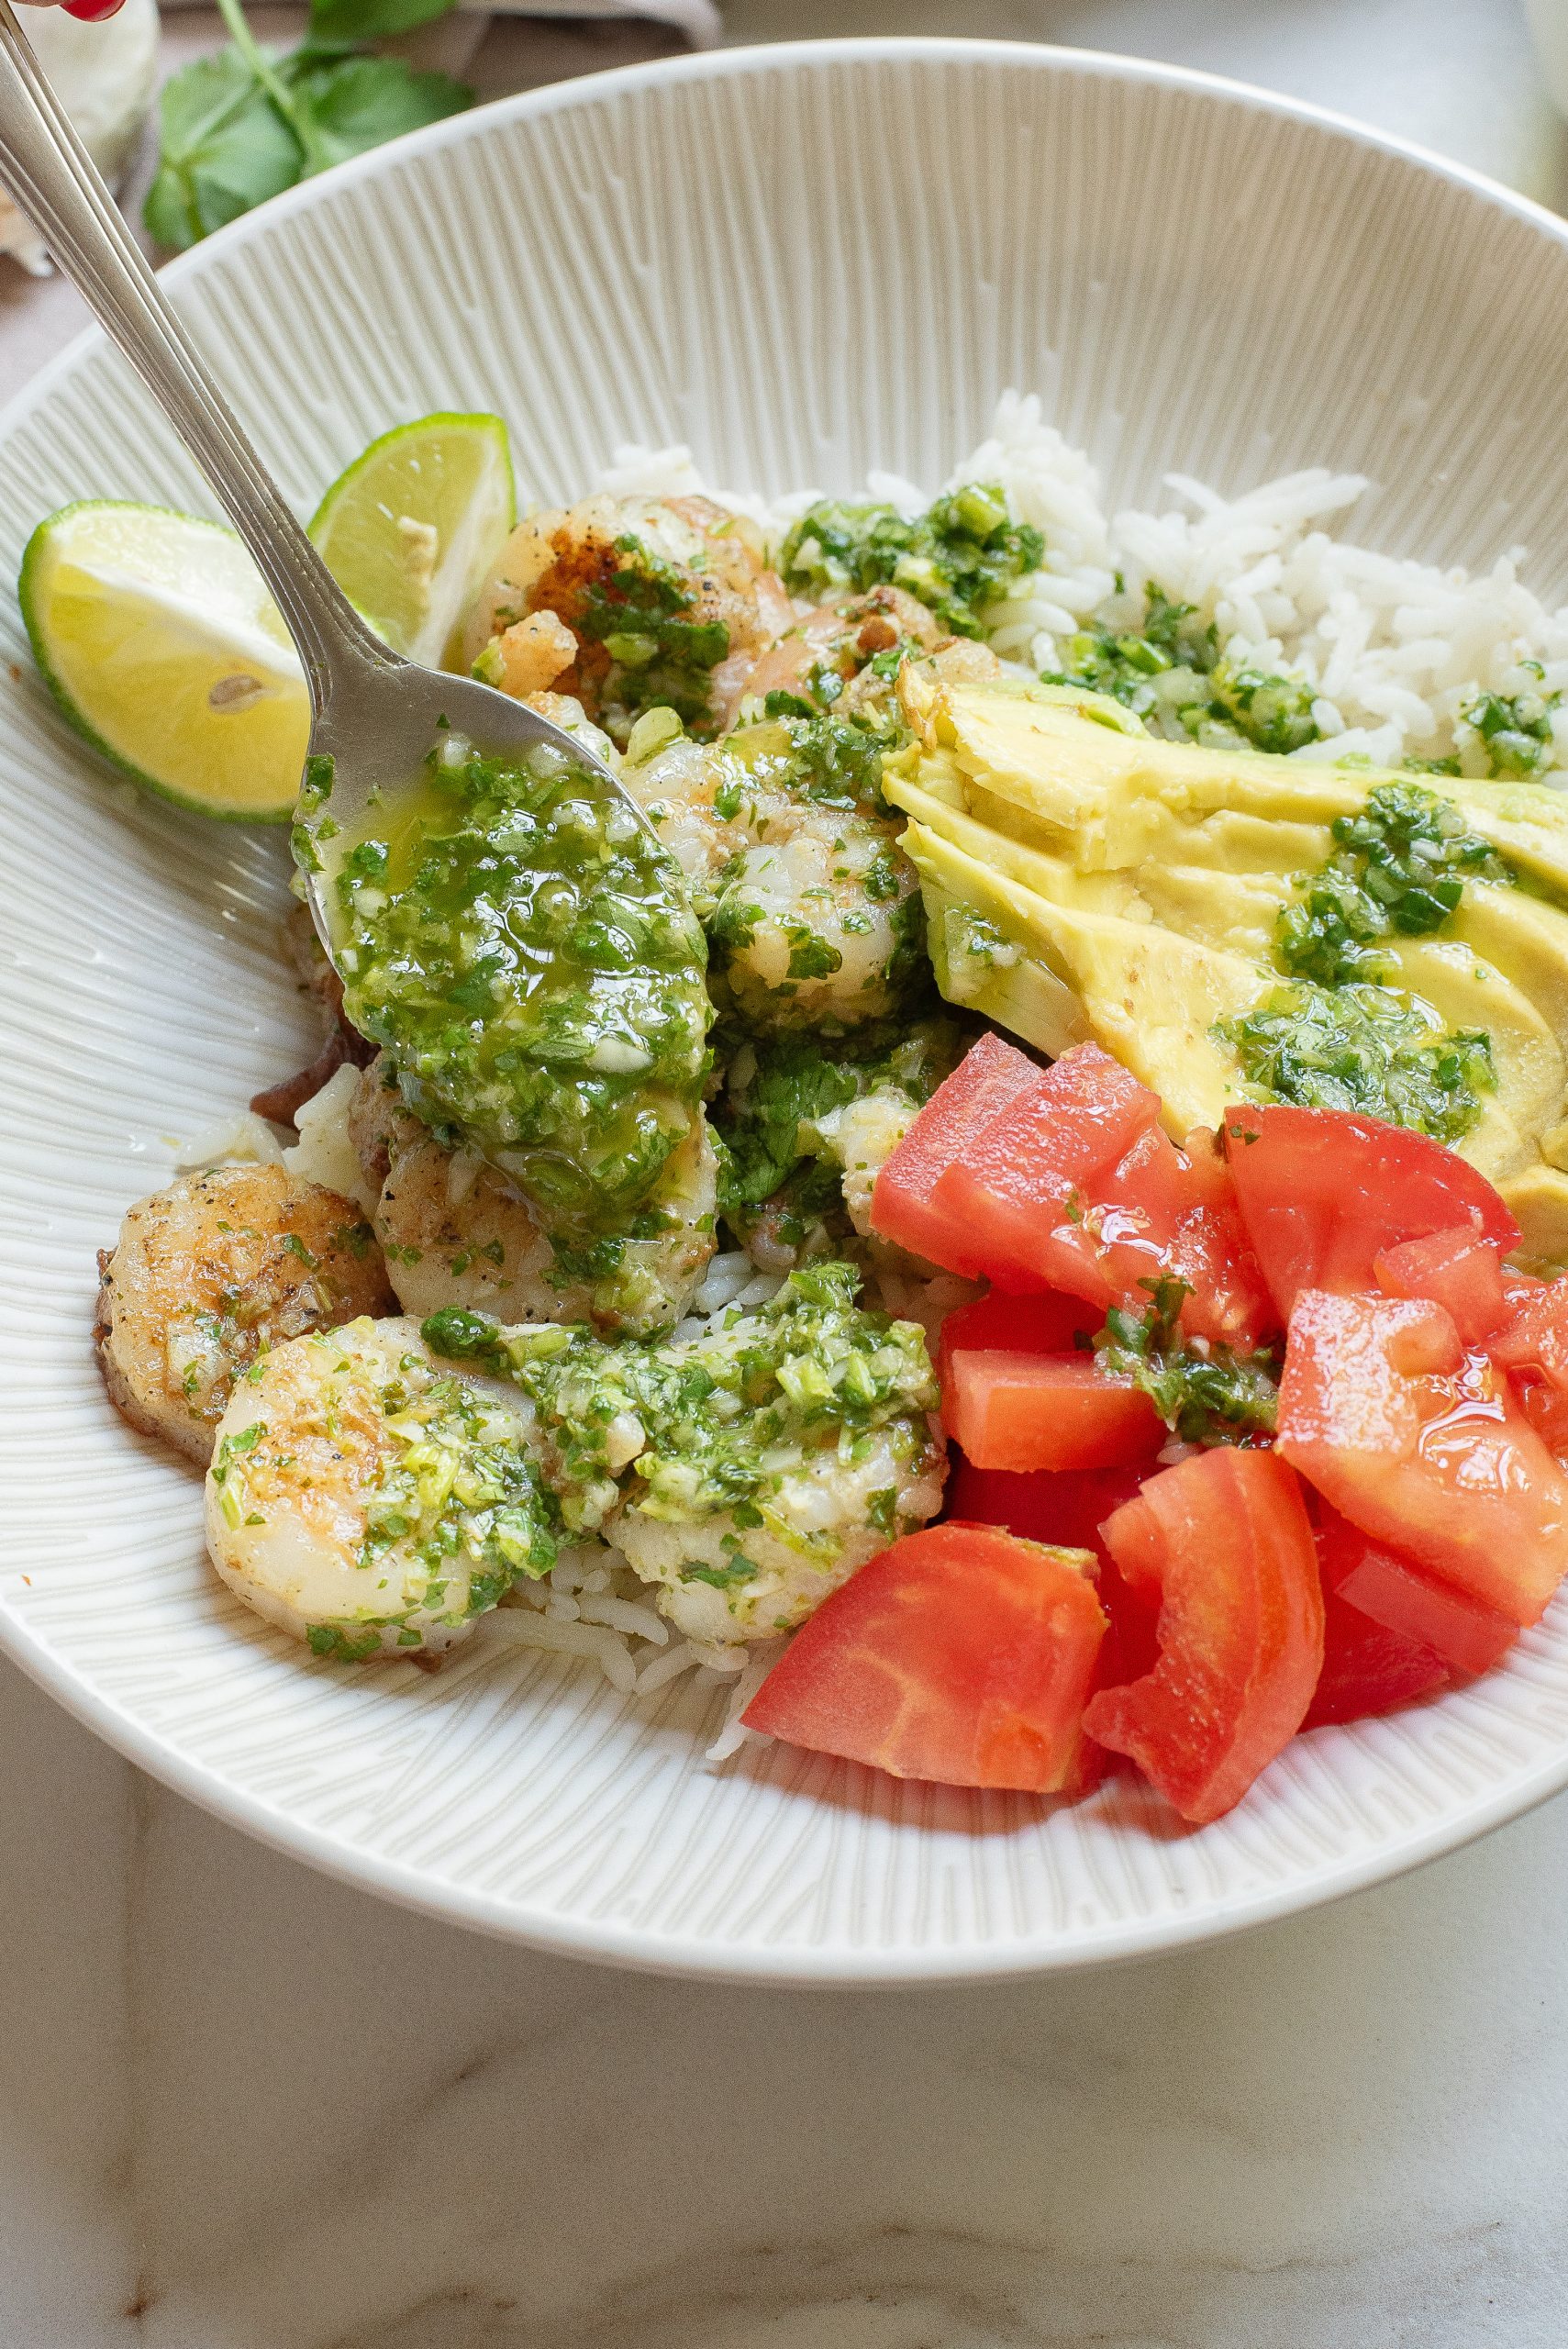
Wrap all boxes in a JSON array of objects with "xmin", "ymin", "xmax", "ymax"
[
  {"xmin": 322, "ymin": 731, "xmax": 710, "ymax": 1235},
  {"xmin": 1046, "ymin": 582, "xmax": 1323, "ymax": 756},
  {"xmin": 1217, "ymin": 780, "xmax": 1511, "ymax": 1144}
]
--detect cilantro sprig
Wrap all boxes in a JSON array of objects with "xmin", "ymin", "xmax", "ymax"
[{"xmin": 145, "ymin": 0, "xmax": 473, "ymax": 253}]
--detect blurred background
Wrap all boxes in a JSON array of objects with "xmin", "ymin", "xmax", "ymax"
[{"xmin": 4, "ymin": 0, "xmax": 1566, "ymax": 404}]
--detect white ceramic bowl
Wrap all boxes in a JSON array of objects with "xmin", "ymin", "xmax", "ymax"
[{"xmin": 6, "ymin": 39, "xmax": 1568, "ymax": 1983}]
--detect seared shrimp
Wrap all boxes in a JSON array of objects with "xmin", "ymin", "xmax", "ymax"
[
  {"xmin": 743, "ymin": 581, "xmax": 944, "ymax": 710},
  {"xmin": 95, "ymin": 1163, "xmax": 395, "ymax": 1464},
  {"xmin": 708, "ymin": 820, "xmax": 922, "ymax": 1031},
  {"xmin": 469, "ymin": 1263, "xmax": 945, "ymax": 1644},
  {"xmin": 350, "ymin": 1056, "xmax": 717, "ymax": 1335},
  {"xmin": 206, "ymin": 1318, "xmax": 552, "ymax": 1659},
  {"xmin": 463, "ymin": 494, "xmax": 792, "ymax": 742},
  {"xmin": 618, "ymin": 1423, "xmax": 945, "ymax": 1646},
  {"xmin": 626, "ymin": 717, "xmax": 923, "ymax": 1034}
]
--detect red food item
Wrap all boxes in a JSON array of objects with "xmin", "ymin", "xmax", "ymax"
[
  {"xmin": 869, "ymin": 1031, "xmax": 1043, "ymax": 1275},
  {"xmin": 1373, "ymin": 1224, "xmax": 1515, "ymax": 1346},
  {"xmin": 932, "ymin": 1042, "xmax": 1161, "ymax": 1299},
  {"xmin": 1304, "ymin": 1587, "xmax": 1449, "ymax": 1729},
  {"xmin": 1081, "ymin": 1449, "xmax": 1325, "ymax": 1823},
  {"xmin": 943, "ymin": 1455, "xmax": 1147, "ymax": 1551},
  {"xmin": 63, "ymin": 0, "xmax": 126, "ymax": 17},
  {"xmin": 875, "ymin": 1039, "xmax": 1273, "ymax": 1341},
  {"xmin": 941, "ymin": 1455, "xmax": 1160, "ymax": 1699},
  {"xmin": 1489, "ymin": 1276, "xmax": 1568, "ymax": 1396},
  {"xmin": 935, "ymin": 1289, "xmax": 1099, "ymax": 1391},
  {"xmin": 1314, "ymin": 1505, "xmax": 1515, "ymax": 1677},
  {"xmin": 1221, "ymin": 1105, "xmax": 1519, "ymax": 1319},
  {"xmin": 944, "ymin": 1350, "xmax": 1163, "ymax": 1473},
  {"xmin": 1274, "ymin": 1288, "xmax": 1568, "ymax": 1627},
  {"xmin": 1515, "ymin": 1378, "xmax": 1568, "ymax": 1459},
  {"xmin": 742, "ymin": 1524, "xmax": 1107, "ymax": 1792},
  {"xmin": 1089, "ymin": 1121, "xmax": 1276, "ymax": 1348}
]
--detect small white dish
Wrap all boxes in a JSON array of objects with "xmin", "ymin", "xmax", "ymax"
[{"xmin": 5, "ymin": 39, "xmax": 1568, "ymax": 1982}]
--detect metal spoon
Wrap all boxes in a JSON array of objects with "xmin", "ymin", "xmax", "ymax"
[{"xmin": 0, "ymin": 0, "xmax": 644, "ymax": 957}]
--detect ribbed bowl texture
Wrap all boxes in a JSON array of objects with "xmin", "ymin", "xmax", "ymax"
[{"xmin": 6, "ymin": 39, "xmax": 1568, "ymax": 1980}]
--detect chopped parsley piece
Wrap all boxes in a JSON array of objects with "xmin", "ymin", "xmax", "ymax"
[
  {"xmin": 1093, "ymin": 1278, "xmax": 1281, "ymax": 1447},
  {"xmin": 1457, "ymin": 674, "xmax": 1562, "ymax": 780}
]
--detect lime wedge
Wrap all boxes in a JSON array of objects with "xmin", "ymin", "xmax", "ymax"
[
  {"xmin": 19, "ymin": 501, "xmax": 309, "ymax": 823},
  {"xmin": 307, "ymin": 411, "xmax": 516, "ymax": 668}
]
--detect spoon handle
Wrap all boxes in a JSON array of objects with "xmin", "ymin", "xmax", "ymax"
[{"xmin": 0, "ymin": 0, "xmax": 389, "ymax": 703}]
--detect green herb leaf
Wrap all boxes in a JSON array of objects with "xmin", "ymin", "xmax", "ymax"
[
  {"xmin": 1092, "ymin": 1281, "xmax": 1281, "ymax": 1448},
  {"xmin": 282, "ymin": 45, "xmax": 473, "ymax": 175},
  {"xmin": 143, "ymin": 0, "xmax": 473, "ymax": 253},
  {"xmin": 309, "ymin": 0, "xmax": 454, "ymax": 39},
  {"xmin": 143, "ymin": 45, "xmax": 302, "ymax": 250}
]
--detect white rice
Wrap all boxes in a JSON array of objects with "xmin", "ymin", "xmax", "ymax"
[
  {"xmin": 481, "ymin": 1497, "xmax": 778, "ymax": 1757},
  {"xmin": 600, "ymin": 387, "xmax": 1568, "ymax": 776}
]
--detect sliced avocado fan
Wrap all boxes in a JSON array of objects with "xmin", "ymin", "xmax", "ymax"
[{"xmin": 884, "ymin": 673, "xmax": 1568, "ymax": 1271}]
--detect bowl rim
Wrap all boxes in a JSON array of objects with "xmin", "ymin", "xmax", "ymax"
[{"xmin": 6, "ymin": 33, "xmax": 1568, "ymax": 1985}]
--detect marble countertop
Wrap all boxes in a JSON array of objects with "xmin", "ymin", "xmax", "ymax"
[{"xmin": 6, "ymin": 4, "xmax": 1568, "ymax": 2343}]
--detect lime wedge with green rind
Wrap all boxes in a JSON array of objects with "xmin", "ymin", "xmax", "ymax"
[
  {"xmin": 306, "ymin": 411, "xmax": 516, "ymax": 668},
  {"xmin": 19, "ymin": 500, "xmax": 309, "ymax": 823}
]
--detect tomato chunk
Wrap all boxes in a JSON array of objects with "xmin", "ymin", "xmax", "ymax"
[
  {"xmin": 742, "ymin": 1524, "xmax": 1107, "ymax": 1792},
  {"xmin": 1305, "ymin": 1553, "xmax": 1449, "ymax": 1729},
  {"xmin": 943, "ymin": 1455, "xmax": 1147, "ymax": 1549},
  {"xmin": 944, "ymin": 1350, "xmax": 1162, "ymax": 1473},
  {"xmin": 936, "ymin": 1289, "xmax": 1100, "ymax": 1391},
  {"xmin": 1314, "ymin": 1503, "xmax": 1515, "ymax": 1677},
  {"xmin": 1082, "ymin": 1449, "xmax": 1325, "ymax": 1823},
  {"xmin": 1222, "ymin": 1105, "xmax": 1519, "ymax": 1319},
  {"xmin": 1490, "ymin": 1276, "xmax": 1568, "ymax": 1395},
  {"xmin": 1091, "ymin": 1121, "xmax": 1276, "ymax": 1348},
  {"xmin": 932, "ymin": 1042, "xmax": 1160, "ymax": 1299},
  {"xmin": 869, "ymin": 1031, "xmax": 1043, "ymax": 1275},
  {"xmin": 1373, "ymin": 1224, "xmax": 1514, "ymax": 1346},
  {"xmin": 1516, "ymin": 1378, "xmax": 1568, "ymax": 1459},
  {"xmin": 1274, "ymin": 1288, "xmax": 1568, "ymax": 1626}
]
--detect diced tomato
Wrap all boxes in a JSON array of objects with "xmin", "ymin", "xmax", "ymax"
[
  {"xmin": 931, "ymin": 1042, "xmax": 1161, "ymax": 1299},
  {"xmin": 1274, "ymin": 1288, "xmax": 1568, "ymax": 1627},
  {"xmin": 1373, "ymin": 1224, "xmax": 1514, "ymax": 1345},
  {"xmin": 1089, "ymin": 1121, "xmax": 1276, "ymax": 1348},
  {"xmin": 941, "ymin": 1453, "xmax": 1162, "ymax": 1702},
  {"xmin": 943, "ymin": 1454, "xmax": 1146, "ymax": 1549},
  {"xmin": 1314, "ymin": 1503, "xmax": 1515, "ymax": 1677},
  {"xmin": 1515, "ymin": 1376, "xmax": 1568, "ymax": 1459},
  {"xmin": 1082, "ymin": 1449, "xmax": 1325, "ymax": 1823},
  {"xmin": 1296, "ymin": 1512, "xmax": 1445, "ymax": 1738},
  {"xmin": 1221, "ymin": 1105, "xmax": 1519, "ymax": 1319},
  {"xmin": 742, "ymin": 1524, "xmax": 1107, "ymax": 1792},
  {"xmin": 936, "ymin": 1289, "xmax": 1100, "ymax": 1391},
  {"xmin": 1489, "ymin": 1276, "xmax": 1568, "ymax": 1396},
  {"xmin": 869, "ymin": 1030, "xmax": 1043, "ymax": 1276},
  {"xmin": 944, "ymin": 1350, "xmax": 1163, "ymax": 1473}
]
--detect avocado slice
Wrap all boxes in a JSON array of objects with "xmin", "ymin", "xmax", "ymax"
[
  {"xmin": 903, "ymin": 817, "xmax": 1265, "ymax": 1135},
  {"xmin": 901, "ymin": 677, "xmax": 1568, "ymax": 902}
]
